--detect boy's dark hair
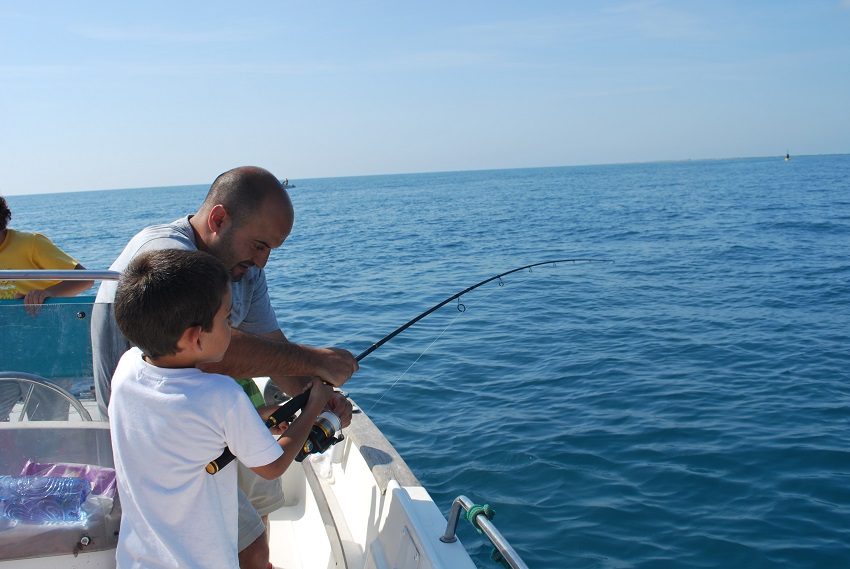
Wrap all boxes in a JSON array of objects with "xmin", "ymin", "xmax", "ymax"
[
  {"xmin": 114, "ymin": 249, "xmax": 230, "ymax": 359},
  {"xmin": 0, "ymin": 196, "xmax": 11, "ymax": 232}
]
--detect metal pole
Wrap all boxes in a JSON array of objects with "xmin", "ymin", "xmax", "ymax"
[
  {"xmin": 440, "ymin": 495, "xmax": 529, "ymax": 569},
  {"xmin": 0, "ymin": 270, "xmax": 120, "ymax": 281}
]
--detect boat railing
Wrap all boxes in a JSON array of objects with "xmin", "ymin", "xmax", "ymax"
[
  {"xmin": 441, "ymin": 495, "xmax": 530, "ymax": 569},
  {"xmin": 0, "ymin": 269, "xmax": 119, "ymax": 281},
  {"xmin": 0, "ymin": 373, "xmax": 93, "ymax": 421}
]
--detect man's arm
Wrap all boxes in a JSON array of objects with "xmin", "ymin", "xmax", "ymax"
[
  {"xmin": 203, "ymin": 328, "xmax": 356, "ymax": 428},
  {"xmin": 199, "ymin": 328, "xmax": 358, "ymax": 388},
  {"xmin": 256, "ymin": 330, "xmax": 354, "ymax": 427}
]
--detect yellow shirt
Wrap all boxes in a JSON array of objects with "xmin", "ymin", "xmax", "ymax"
[{"xmin": 0, "ymin": 229, "xmax": 80, "ymax": 299}]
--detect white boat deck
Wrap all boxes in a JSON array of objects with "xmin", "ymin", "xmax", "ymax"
[{"xmin": 0, "ymin": 392, "xmax": 478, "ymax": 569}]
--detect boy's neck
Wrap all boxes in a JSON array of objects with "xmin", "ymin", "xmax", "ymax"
[{"xmin": 143, "ymin": 352, "xmax": 204, "ymax": 370}]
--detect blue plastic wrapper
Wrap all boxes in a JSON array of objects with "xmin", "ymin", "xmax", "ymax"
[{"xmin": 0, "ymin": 476, "xmax": 90, "ymax": 523}]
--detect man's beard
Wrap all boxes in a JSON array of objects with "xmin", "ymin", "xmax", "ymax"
[{"xmin": 207, "ymin": 236, "xmax": 251, "ymax": 282}]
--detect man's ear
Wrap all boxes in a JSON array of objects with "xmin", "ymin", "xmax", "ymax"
[
  {"xmin": 176, "ymin": 325, "xmax": 203, "ymax": 353},
  {"xmin": 208, "ymin": 204, "xmax": 229, "ymax": 234}
]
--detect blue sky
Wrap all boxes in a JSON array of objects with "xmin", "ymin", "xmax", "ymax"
[{"xmin": 2, "ymin": 1, "xmax": 849, "ymax": 195}]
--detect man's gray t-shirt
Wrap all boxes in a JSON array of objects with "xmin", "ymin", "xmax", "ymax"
[{"xmin": 92, "ymin": 216, "xmax": 280, "ymax": 417}]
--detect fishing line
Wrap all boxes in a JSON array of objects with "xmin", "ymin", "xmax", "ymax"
[
  {"xmin": 359, "ymin": 259, "xmax": 610, "ymax": 411},
  {"xmin": 364, "ymin": 311, "xmax": 463, "ymax": 413},
  {"xmin": 364, "ymin": 284, "xmax": 503, "ymax": 413}
]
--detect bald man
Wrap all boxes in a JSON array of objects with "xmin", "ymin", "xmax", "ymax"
[{"xmin": 92, "ymin": 166, "xmax": 358, "ymax": 569}]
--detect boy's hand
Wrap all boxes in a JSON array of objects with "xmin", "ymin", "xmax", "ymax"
[
  {"xmin": 257, "ymin": 405, "xmax": 291, "ymax": 435},
  {"xmin": 15, "ymin": 290, "xmax": 50, "ymax": 316},
  {"xmin": 327, "ymin": 392, "xmax": 353, "ymax": 428},
  {"xmin": 305, "ymin": 377, "xmax": 334, "ymax": 414}
]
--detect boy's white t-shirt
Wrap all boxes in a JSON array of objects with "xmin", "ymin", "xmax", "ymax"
[{"xmin": 109, "ymin": 347, "xmax": 284, "ymax": 569}]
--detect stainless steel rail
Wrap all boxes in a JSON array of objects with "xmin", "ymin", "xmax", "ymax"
[
  {"xmin": 441, "ymin": 494, "xmax": 529, "ymax": 569},
  {"xmin": 0, "ymin": 270, "xmax": 120, "ymax": 281},
  {"xmin": 0, "ymin": 373, "xmax": 93, "ymax": 421}
]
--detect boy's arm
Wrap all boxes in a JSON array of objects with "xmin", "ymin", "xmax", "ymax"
[
  {"xmin": 17, "ymin": 265, "xmax": 95, "ymax": 305},
  {"xmin": 250, "ymin": 379, "xmax": 334, "ymax": 480},
  {"xmin": 41, "ymin": 265, "xmax": 94, "ymax": 296}
]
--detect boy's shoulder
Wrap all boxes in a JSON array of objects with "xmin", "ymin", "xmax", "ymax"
[{"xmin": 116, "ymin": 349, "xmax": 241, "ymax": 393}]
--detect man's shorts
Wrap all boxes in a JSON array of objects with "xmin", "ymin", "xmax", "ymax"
[
  {"xmin": 233, "ymin": 377, "xmax": 286, "ymax": 549},
  {"xmin": 237, "ymin": 461, "xmax": 286, "ymax": 550},
  {"xmin": 238, "ymin": 461, "xmax": 286, "ymax": 517},
  {"xmin": 237, "ymin": 486, "xmax": 266, "ymax": 551}
]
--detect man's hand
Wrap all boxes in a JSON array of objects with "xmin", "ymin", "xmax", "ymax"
[{"xmin": 314, "ymin": 348, "xmax": 359, "ymax": 387}]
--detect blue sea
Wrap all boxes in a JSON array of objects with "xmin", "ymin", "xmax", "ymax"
[{"xmin": 6, "ymin": 155, "xmax": 850, "ymax": 568}]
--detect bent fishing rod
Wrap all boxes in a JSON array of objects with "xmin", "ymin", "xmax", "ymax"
[
  {"xmin": 355, "ymin": 258, "xmax": 610, "ymax": 361},
  {"xmin": 207, "ymin": 258, "xmax": 610, "ymax": 473}
]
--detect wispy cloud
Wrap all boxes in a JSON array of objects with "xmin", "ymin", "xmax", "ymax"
[
  {"xmin": 73, "ymin": 25, "xmax": 257, "ymax": 44},
  {"xmin": 0, "ymin": 64, "xmax": 82, "ymax": 78},
  {"xmin": 605, "ymin": 0, "xmax": 711, "ymax": 40},
  {"xmin": 361, "ymin": 49, "xmax": 489, "ymax": 72},
  {"xmin": 0, "ymin": 61, "xmax": 334, "ymax": 80}
]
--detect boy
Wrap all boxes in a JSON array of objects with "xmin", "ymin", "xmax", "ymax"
[{"xmin": 109, "ymin": 248, "xmax": 332, "ymax": 568}]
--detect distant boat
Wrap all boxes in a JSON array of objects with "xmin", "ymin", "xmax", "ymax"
[{"xmin": 785, "ymin": 152, "xmax": 791, "ymax": 161}]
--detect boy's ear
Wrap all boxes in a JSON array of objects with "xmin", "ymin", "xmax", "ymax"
[{"xmin": 176, "ymin": 325, "xmax": 203, "ymax": 353}]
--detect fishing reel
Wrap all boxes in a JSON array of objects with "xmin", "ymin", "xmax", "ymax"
[
  {"xmin": 295, "ymin": 410, "xmax": 344, "ymax": 462},
  {"xmin": 265, "ymin": 381, "xmax": 345, "ymax": 462},
  {"xmin": 207, "ymin": 386, "xmax": 345, "ymax": 474}
]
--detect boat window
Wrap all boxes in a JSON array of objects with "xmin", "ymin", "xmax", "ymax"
[{"xmin": 1, "ymin": 296, "xmax": 98, "ymax": 422}]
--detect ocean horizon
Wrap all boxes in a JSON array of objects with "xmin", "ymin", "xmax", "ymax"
[{"xmin": 3, "ymin": 153, "xmax": 842, "ymax": 198}]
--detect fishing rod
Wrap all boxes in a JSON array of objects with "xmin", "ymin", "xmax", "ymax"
[
  {"xmin": 355, "ymin": 258, "xmax": 610, "ymax": 361},
  {"xmin": 207, "ymin": 258, "xmax": 610, "ymax": 474},
  {"xmin": 206, "ymin": 390, "xmax": 311, "ymax": 473}
]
